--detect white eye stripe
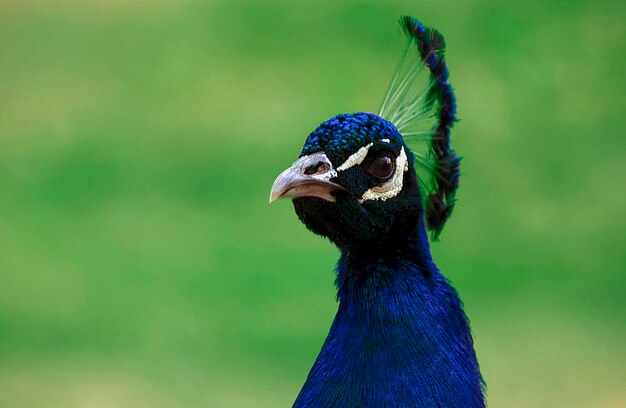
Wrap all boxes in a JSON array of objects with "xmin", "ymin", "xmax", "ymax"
[
  {"xmin": 336, "ymin": 143, "xmax": 374, "ymax": 171},
  {"xmin": 359, "ymin": 146, "xmax": 408, "ymax": 203}
]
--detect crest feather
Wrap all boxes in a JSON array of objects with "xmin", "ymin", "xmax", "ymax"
[{"xmin": 379, "ymin": 16, "xmax": 460, "ymax": 240}]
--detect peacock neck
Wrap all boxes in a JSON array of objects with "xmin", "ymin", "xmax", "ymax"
[{"xmin": 294, "ymin": 223, "xmax": 485, "ymax": 408}]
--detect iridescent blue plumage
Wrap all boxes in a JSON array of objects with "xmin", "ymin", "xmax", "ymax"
[
  {"xmin": 294, "ymin": 225, "xmax": 484, "ymax": 407},
  {"xmin": 301, "ymin": 112, "xmax": 402, "ymax": 164},
  {"xmin": 269, "ymin": 16, "xmax": 485, "ymax": 408}
]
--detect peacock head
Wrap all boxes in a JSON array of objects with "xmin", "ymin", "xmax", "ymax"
[
  {"xmin": 270, "ymin": 16, "xmax": 461, "ymax": 250},
  {"xmin": 270, "ymin": 112, "xmax": 423, "ymax": 251}
]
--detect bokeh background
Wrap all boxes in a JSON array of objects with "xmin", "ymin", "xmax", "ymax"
[{"xmin": 1, "ymin": 1, "xmax": 624, "ymax": 407}]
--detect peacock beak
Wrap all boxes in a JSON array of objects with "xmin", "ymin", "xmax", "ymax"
[{"xmin": 269, "ymin": 152, "xmax": 347, "ymax": 203}]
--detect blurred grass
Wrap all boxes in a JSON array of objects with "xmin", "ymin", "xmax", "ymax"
[{"xmin": 0, "ymin": 0, "xmax": 625, "ymax": 407}]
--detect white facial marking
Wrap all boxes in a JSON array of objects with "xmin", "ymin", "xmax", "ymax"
[
  {"xmin": 381, "ymin": 139, "xmax": 391, "ymax": 143},
  {"xmin": 336, "ymin": 142, "xmax": 374, "ymax": 171},
  {"xmin": 360, "ymin": 147, "xmax": 409, "ymax": 203}
]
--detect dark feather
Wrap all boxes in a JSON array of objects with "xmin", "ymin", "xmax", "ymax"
[{"xmin": 399, "ymin": 16, "xmax": 460, "ymax": 240}]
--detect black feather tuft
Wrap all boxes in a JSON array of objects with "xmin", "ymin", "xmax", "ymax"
[{"xmin": 399, "ymin": 16, "xmax": 460, "ymax": 240}]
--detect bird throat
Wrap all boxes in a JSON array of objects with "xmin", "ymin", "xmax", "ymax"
[{"xmin": 293, "ymin": 225, "xmax": 485, "ymax": 407}]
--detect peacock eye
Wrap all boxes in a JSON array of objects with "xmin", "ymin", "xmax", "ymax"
[{"xmin": 366, "ymin": 153, "xmax": 395, "ymax": 180}]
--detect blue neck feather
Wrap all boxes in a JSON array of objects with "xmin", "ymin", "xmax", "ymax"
[{"xmin": 294, "ymin": 224, "xmax": 485, "ymax": 407}]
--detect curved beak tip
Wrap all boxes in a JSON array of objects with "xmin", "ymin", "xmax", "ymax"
[
  {"xmin": 268, "ymin": 191, "xmax": 280, "ymax": 203},
  {"xmin": 269, "ymin": 172, "xmax": 290, "ymax": 203}
]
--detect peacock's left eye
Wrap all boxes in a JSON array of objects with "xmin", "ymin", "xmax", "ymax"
[{"xmin": 366, "ymin": 153, "xmax": 395, "ymax": 180}]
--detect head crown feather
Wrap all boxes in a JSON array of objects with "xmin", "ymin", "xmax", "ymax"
[{"xmin": 379, "ymin": 16, "xmax": 460, "ymax": 240}]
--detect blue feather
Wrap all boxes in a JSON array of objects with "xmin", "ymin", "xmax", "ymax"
[{"xmin": 293, "ymin": 223, "xmax": 485, "ymax": 407}]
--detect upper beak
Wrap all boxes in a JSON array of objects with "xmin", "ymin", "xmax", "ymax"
[{"xmin": 269, "ymin": 152, "xmax": 347, "ymax": 203}]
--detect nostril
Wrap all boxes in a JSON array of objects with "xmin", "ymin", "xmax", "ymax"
[{"xmin": 304, "ymin": 162, "xmax": 330, "ymax": 175}]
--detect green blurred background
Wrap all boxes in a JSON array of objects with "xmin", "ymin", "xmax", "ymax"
[{"xmin": 1, "ymin": 1, "xmax": 624, "ymax": 407}]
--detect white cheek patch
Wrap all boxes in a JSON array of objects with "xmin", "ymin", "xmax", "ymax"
[
  {"xmin": 359, "ymin": 146, "xmax": 409, "ymax": 203},
  {"xmin": 336, "ymin": 143, "xmax": 374, "ymax": 171}
]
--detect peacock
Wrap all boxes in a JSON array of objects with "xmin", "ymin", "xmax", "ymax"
[{"xmin": 270, "ymin": 16, "xmax": 485, "ymax": 407}]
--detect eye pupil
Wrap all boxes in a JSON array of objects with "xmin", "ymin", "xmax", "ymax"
[{"xmin": 367, "ymin": 154, "xmax": 395, "ymax": 179}]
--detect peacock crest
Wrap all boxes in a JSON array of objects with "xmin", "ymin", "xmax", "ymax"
[{"xmin": 379, "ymin": 16, "xmax": 460, "ymax": 240}]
